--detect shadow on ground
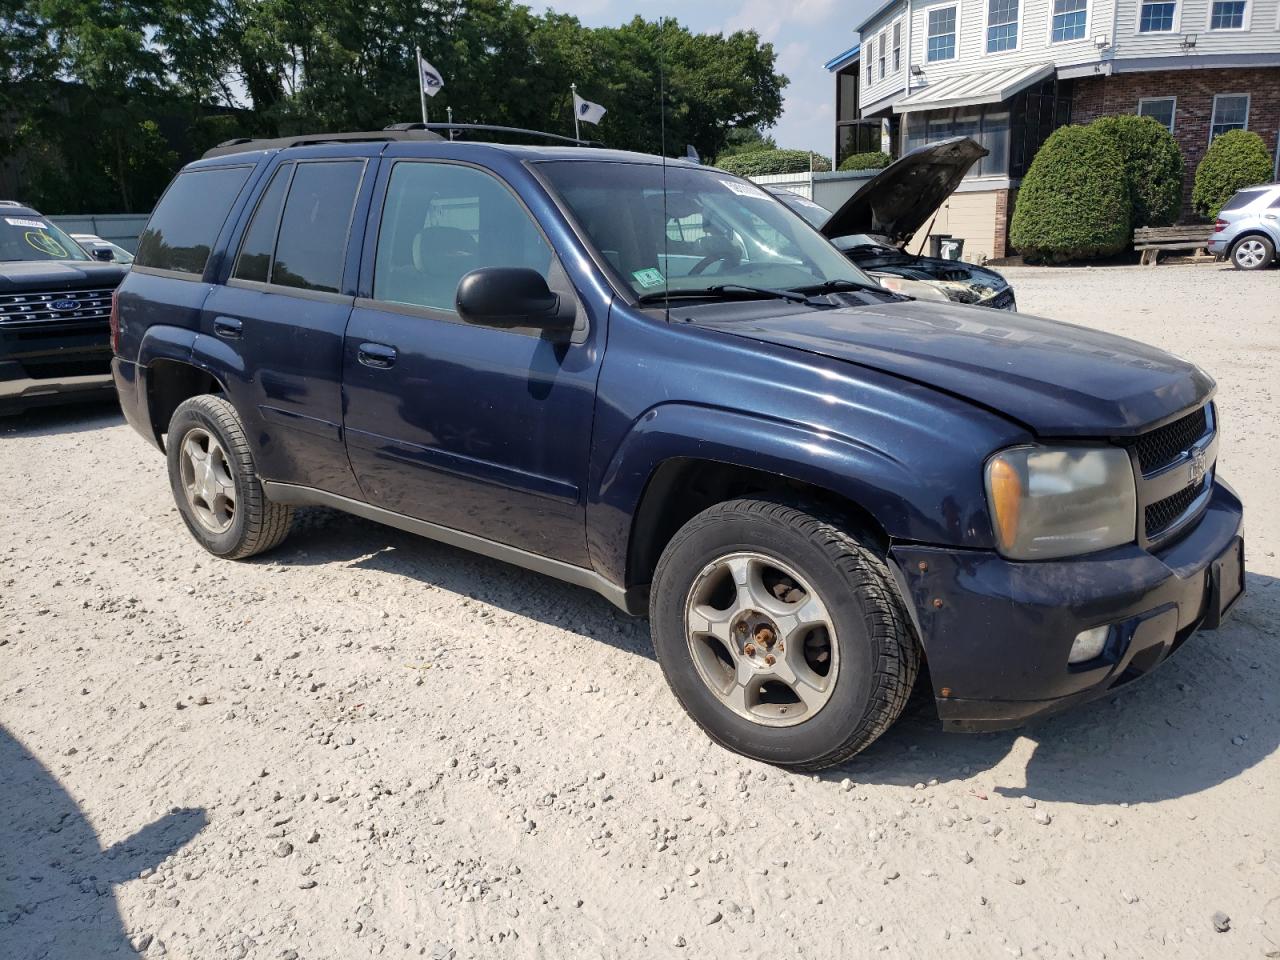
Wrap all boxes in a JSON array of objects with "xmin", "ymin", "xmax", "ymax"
[
  {"xmin": 0, "ymin": 726, "xmax": 206, "ymax": 959},
  {"xmin": 0, "ymin": 397, "xmax": 122, "ymax": 439},
  {"xmin": 266, "ymin": 507, "xmax": 1279, "ymax": 808}
]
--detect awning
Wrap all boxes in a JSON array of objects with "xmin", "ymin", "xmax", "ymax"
[{"xmin": 894, "ymin": 63, "xmax": 1055, "ymax": 113}]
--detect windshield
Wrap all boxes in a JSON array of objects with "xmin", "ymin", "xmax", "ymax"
[
  {"xmin": 0, "ymin": 214, "xmax": 90, "ymax": 262},
  {"xmin": 772, "ymin": 191, "xmax": 833, "ymax": 229},
  {"xmin": 537, "ymin": 160, "xmax": 875, "ymax": 299}
]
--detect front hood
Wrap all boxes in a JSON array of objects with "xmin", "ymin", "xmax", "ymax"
[
  {"xmin": 821, "ymin": 137, "xmax": 986, "ymax": 245},
  {"xmin": 696, "ymin": 300, "xmax": 1213, "ymax": 437},
  {"xmin": 0, "ymin": 260, "xmax": 127, "ymax": 292}
]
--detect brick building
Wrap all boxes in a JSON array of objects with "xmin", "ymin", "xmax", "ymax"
[{"xmin": 828, "ymin": 0, "xmax": 1280, "ymax": 259}]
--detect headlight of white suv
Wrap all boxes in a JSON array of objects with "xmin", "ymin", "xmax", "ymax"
[{"xmin": 984, "ymin": 446, "xmax": 1137, "ymax": 560}]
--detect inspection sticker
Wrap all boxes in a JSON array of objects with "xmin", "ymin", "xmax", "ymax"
[
  {"xmin": 632, "ymin": 268, "xmax": 666, "ymax": 289},
  {"xmin": 5, "ymin": 217, "xmax": 46, "ymax": 229}
]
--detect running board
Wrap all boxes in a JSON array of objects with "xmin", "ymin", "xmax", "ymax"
[{"xmin": 261, "ymin": 481, "xmax": 641, "ymax": 614}]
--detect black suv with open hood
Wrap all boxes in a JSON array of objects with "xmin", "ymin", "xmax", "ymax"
[
  {"xmin": 771, "ymin": 137, "xmax": 1015, "ymax": 310},
  {"xmin": 0, "ymin": 201, "xmax": 126, "ymax": 413}
]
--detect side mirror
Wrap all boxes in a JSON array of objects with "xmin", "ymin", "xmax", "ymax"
[
  {"xmin": 91, "ymin": 247, "xmax": 116, "ymax": 262},
  {"xmin": 456, "ymin": 267, "xmax": 572, "ymax": 332}
]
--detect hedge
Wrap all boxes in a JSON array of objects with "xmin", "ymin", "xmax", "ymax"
[
  {"xmin": 1010, "ymin": 124, "xmax": 1131, "ymax": 262},
  {"xmin": 714, "ymin": 149, "xmax": 832, "ymax": 177},
  {"xmin": 1090, "ymin": 114, "xmax": 1183, "ymax": 229},
  {"xmin": 1193, "ymin": 130, "xmax": 1274, "ymax": 219},
  {"xmin": 837, "ymin": 151, "xmax": 891, "ymax": 172}
]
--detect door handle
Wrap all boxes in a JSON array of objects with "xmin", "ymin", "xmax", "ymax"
[
  {"xmin": 213, "ymin": 316, "xmax": 243, "ymax": 340},
  {"xmin": 357, "ymin": 342, "xmax": 398, "ymax": 369}
]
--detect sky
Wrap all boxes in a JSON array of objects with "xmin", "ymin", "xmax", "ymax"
[{"xmin": 538, "ymin": 0, "xmax": 877, "ymax": 158}]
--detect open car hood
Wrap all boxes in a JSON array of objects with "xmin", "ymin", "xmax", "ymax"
[{"xmin": 820, "ymin": 137, "xmax": 987, "ymax": 245}]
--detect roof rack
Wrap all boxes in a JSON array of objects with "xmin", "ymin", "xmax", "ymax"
[
  {"xmin": 202, "ymin": 122, "xmax": 601, "ymax": 160},
  {"xmin": 383, "ymin": 122, "xmax": 602, "ymax": 148},
  {"xmin": 202, "ymin": 128, "xmax": 445, "ymax": 159}
]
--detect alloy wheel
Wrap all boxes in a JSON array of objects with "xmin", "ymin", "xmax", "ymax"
[
  {"xmin": 1235, "ymin": 239, "xmax": 1267, "ymax": 269},
  {"xmin": 684, "ymin": 552, "xmax": 839, "ymax": 727},
  {"xmin": 179, "ymin": 427, "xmax": 236, "ymax": 534}
]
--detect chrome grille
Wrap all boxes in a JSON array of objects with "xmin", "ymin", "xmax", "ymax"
[
  {"xmin": 0, "ymin": 287, "xmax": 114, "ymax": 326},
  {"xmin": 1128, "ymin": 403, "xmax": 1216, "ymax": 545}
]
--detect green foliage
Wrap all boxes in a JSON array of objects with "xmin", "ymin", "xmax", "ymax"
[
  {"xmin": 0, "ymin": 1, "xmax": 790, "ymax": 212},
  {"xmin": 1010, "ymin": 125, "xmax": 1131, "ymax": 262},
  {"xmin": 837, "ymin": 151, "xmax": 891, "ymax": 172},
  {"xmin": 715, "ymin": 149, "xmax": 831, "ymax": 177},
  {"xmin": 716, "ymin": 126, "xmax": 778, "ymax": 159},
  {"xmin": 1090, "ymin": 114, "xmax": 1183, "ymax": 229},
  {"xmin": 1193, "ymin": 130, "xmax": 1274, "ymax": 219}
]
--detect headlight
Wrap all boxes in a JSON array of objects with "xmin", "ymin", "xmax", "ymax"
[{"xmin": 984, "ymin": 446, "xmax": 1137, "ymax": 559}]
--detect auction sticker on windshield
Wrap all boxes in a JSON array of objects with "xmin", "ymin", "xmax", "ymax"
[
  {"xmin": 633, "ymin": 268, "xmax": 665, "ymax": 289},
  {"xmin": 5, "ymin": 217, "xmax": 46, "ymax": 229},
  {"xmin": 720, "ymin": 180, "xmax": 769, "ymax": 200}
]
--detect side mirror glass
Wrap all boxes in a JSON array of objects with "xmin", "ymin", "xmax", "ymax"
[
  {"xmin": 455, "ymin": 267, "xmax": 573, "ymax": 333},
  {"xmin": 91, "ymin": 247, "xmax": 115, "ymax": 262}
]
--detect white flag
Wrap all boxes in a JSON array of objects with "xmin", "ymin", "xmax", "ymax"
[
  {"xmin": 418, "ymin": 55, "xmax": 444, "ymax": 98},
  {"xmin": 573, "ymin": 91, "xmax": 606, "ymax": 125}
]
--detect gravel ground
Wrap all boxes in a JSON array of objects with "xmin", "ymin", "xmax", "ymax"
[{"xmin": 2, "ymin": 262, "xmax": 1277, "ymax": 960}]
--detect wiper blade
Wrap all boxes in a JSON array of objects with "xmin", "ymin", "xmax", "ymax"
[
  {"xmin": 787, "ymin": 279, "xmax": 886, "ymax": 295},
  {"xmin": 635, "ymin": 284, "xmax": 809, "ymax": 305}
]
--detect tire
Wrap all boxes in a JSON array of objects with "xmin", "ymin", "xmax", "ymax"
[
  {"xmin": 649, "ymin": 497, "xmax": 919, "ymax": 770},
  {"xmin": 1231, "ymin": 235, "xmax": 1275, "ymax": 270},
  {"xmin": 166, "ymin": 395, "xmax": 293, "ymax": 559}
]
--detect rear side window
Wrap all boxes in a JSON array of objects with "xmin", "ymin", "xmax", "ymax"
[
  {"xmin": 372, "ymin": 162, "xmax": 553, "ymax": 313},
  {"xmin": 270, "ymin": 161, "xmax": 364, "ymax": 293},
  {"xmin": 135, "ymin": 165, "xmax": 252, "ymax": 275},
  {"xmin": 1220, "ymin": 189, "xmax": 1264, "ymax": 213},
  {"xmin": 233, "ymin": 165, "xmax": 291, "ymax": 283}
]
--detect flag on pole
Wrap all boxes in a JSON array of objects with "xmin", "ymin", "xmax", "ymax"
[
  {"xmin": 573, "ymin": 91, "xmax": 606, "ymax": 125},
  {"xmin": 418, "ymin": 54, "xmax": 445, "ymax": 98}
]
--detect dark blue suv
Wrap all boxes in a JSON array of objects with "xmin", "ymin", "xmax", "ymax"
[{"xmin": 112, "ymin": 127, "xmax": 1245, "ymax": 769}]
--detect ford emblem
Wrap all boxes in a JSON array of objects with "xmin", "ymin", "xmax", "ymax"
[{"xmin": 51, "ymin": 298, "xmax": 79, "ymax": 311}]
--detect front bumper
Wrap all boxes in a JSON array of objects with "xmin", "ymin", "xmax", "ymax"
[
  {"xmin": 0, "ymin": 361, "xmax": 114, "ymax": 411},
  {"xmin": 891, "ymin": 479, "xmax": 1244, "ymax": 731}
]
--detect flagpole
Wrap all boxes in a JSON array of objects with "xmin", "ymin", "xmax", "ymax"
[
  {"xmin": 571, "ymin": 82, "xmax": 580, "ymax": 142},
  {"xmin": 416, "ymin": 45, "xmax": 428, "ymax": 125}
]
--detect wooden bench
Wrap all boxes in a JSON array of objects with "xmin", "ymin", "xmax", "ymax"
[{"xmin": 1134, "ymin": 225, "xmax": 1213, "ymax": 265}]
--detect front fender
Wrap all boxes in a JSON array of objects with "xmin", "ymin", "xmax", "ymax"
[{"xmin": 586, "ymin": 401, "xmax": 999, "ymax": 587}]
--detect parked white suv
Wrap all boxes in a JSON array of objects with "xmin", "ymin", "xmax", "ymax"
[{"xmin": 1207, "ymin": 183, "xmax": 1280, "ymax": 270}]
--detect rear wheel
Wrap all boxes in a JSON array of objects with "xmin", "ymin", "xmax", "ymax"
[
  {"xmin": 166, "ymin": 395, "xmax": 293, "ymax": 559},
  {"xmin": 1231, "ymin": 235, "xmax": 1275, "ymax": 270},
  {"xmin": 650, "ymin": 497, "xmax": 919, "ymax": 769}
]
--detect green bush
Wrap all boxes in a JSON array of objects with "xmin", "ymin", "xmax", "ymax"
[
  {"xmin": 714, "ymin": 149, "xmax": 832, "ymax": 177},
  {"xmin": 1010, "ymin": 125, "xmax": 1131, "ymax": 262},
  {"xmin": 1090, "ymin": 114, "xmax": 1183, "ymax": 229},
  {"xmin": 838, "ymin": 151, "xmax": 891, "ymax": 172},
  {"xmin": 1193, "ymin": 130, "xmax": 1274, "ymax": 219}
]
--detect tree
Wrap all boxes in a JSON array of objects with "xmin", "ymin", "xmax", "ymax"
[
  {"xmin": 717, "ymin": 127, "xmax": 778, "ymax": 159},
  {"xmin": 715, "ymin": 150, "xmax": 831, "ymax": 177},
  {"xmin": 1090, "ymin": 114, "xmax": 1183, "ymax": 229},
  {"xmin": 837, "ymin": 151, "xmax": 891, "ymax": 172},
  {"xmin": 1193, "ymin": 130, "xmax": 1274, "ymax": 219},
  {"xmin": 1010, "ymin": 125, "xmax": 1131, "ymax": 262}
]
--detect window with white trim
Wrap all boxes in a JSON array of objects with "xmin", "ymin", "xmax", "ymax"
[
  {"xmin": 1138, "ymin": 97, "xmax": 1176, "ymax": 133},
  {"xmin": 866, "ymin": 54, "xmax": 872, "ymax": 83},
  {"xmin": 1138, "ymin": 0, "xmax": 1177, "ymax": 31},
  {"xmin": 1210, "ymin": 94, "xmax": 1249, "ymax": 140},
  {"xmin": 1051, "ymin": 0, "xmax": 1088, "ymax": 40},
  {"xmin": 987, "ymin": 0, "xmax": 1019, "ymax": 51},
  {"xmin": 1209, "ymin": 0, "xmax": 1246, "ymax": 28},
  {"xmin": 893, "ymin": 21, "xmax": 902, "ymax": 70},
  {"xmin": 927, "ymin": 6, "xmax": 957, "ymax": 60},
  {"xmin": 878, "ymin": 32, "xmax": 886, "ymax": 78}
]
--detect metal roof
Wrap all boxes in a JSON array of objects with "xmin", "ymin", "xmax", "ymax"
[
  {"xmin": 894, "ymin": 63, "xmax": 1055, "ymax": 113},
  {"xmin": 823, "ymin": 44, "xmax": 861, "ymax": 72}
]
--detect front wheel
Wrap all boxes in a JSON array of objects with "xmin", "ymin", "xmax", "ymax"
[
  {"xmin": 166, "ymin": 395, "xmax": 293, "ymax": 559},
  {"xmin": 1232, "ymin": 235, "xmax": 1275, "ymax": 270},
  {"xmin": 649, "ymin": 497, "xmax": 919, "ymax": 770}
]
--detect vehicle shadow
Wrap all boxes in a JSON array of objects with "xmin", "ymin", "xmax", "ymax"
[
  {"xmin": 263, "ymin": 506, "xmax": 656, "ymax": 662},
  {"xmin": 838, "ymin": 570, "xmax": 1280, "ymax": 806},
  {"xmin": 0, "ymin": 724, "xmax": 206, "ymax": 959},
  {"xmin": 0, "ymin": 397, "xmax": 122, "ymax": 439},
  {"xmin": 262, "ymin": 510, "xmax": 1277, "ymax": 804}
]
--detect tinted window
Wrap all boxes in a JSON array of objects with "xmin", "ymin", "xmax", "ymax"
[
  {"xmin": 0, "ymin": 215, "xmax": 89, "ymax": 263},
  {"xmin": 135, "ymin": 166, "xmax": 252, "ymax": 275},
  {"xmin": 373, "ymin": 162, "xmax": 554, "ymax": 313},
  {"xmin": 1221, "ymin": 189, "xmax": 1265, "ymax": 213},
  {"xmin": 271, "ymin": 161, "xmax": 364, "ymax": 293},
  {"xmin": 233, "ymin": 164, "xmax": 291, "ymax": 283}
]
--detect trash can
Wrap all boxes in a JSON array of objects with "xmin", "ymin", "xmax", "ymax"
[
  {"xmin": 941, "ymin": 238, "xmax": 965, "ymax": 260},
  {"xmin": 928, "ymin": 234, "xmax": 953, "ymax": 259}
]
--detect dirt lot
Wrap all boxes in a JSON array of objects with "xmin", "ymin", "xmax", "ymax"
[{"xmin": 2, "ymin": 263, "xmax": 1277, "ymax": 960}]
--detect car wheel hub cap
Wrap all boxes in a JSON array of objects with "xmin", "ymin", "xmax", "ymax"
[
  {"xmin": 684, "ymin": 552, "xmax": 838, "ymax": 727},
  {"xmin": 179, "ymin": 428, "xmax": 236, "ymax": 534},
  {"xmin": 1237, "ymin": 241, "xmax": 1265, "ymax": 267}
]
